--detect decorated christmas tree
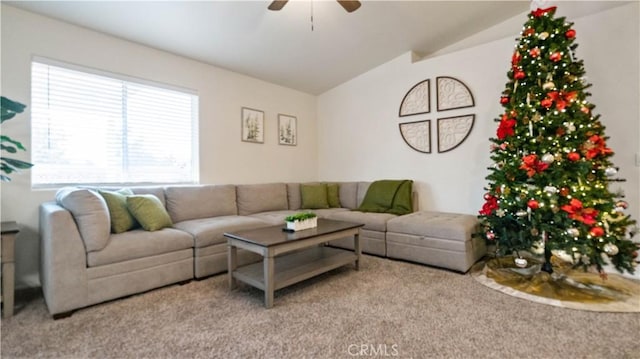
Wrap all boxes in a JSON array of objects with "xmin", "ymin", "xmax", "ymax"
[{"xmin": 479, "ymin": 6, "xmax": 637, "ymax": 275}]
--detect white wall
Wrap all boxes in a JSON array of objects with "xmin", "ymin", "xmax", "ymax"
[
  {"xmin": 318, "ymin": 3, "xmax": 640, "ymax": 224},
  {"xmin": 1, "ymin": 5, "xmax": 318, "ymax": 288}
]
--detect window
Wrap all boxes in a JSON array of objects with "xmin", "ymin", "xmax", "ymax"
[{"xmin": 31, "ymin": 58, "xmax": 199, "ymax": 187}]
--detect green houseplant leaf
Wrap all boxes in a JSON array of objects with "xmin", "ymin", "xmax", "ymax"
[
  {"xmin": 1, "ymin": 97, "xmax": 27, "ymax": 123},
  {"xmin": 0, "ymin": 96, "xmax": 34, "ymax": 181},
  {"xmin": 2, "ymin": 135, "xmax": 27, "ymax": 151},
  {"xmin": 2, "ymin": 157, "xmax": 34, "ymax": 170}
]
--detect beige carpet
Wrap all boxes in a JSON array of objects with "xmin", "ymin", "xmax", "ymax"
[{"xmin": 2, "ymin": 255, "xmax": 639, "ymax": 358}]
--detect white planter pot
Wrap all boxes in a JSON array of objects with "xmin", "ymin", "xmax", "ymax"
[{"xmin": 285, "ymin": 217, "xmax": 318, "ymax": 232}]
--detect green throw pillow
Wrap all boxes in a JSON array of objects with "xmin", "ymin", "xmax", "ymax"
[
  {"xmin": 326, "ymin": 183, "xmax": 341, "ymax": 208},
  {"xmin": 99, "ymin": 188, "xmax": 138, "ymax": 234},
  {"xmin": 126, "ymin": 195, "xmax": 173, "ymax": 231},
  {"xmin": 300, "ymin": 183, "xmax": 330, "ymax": 209}
]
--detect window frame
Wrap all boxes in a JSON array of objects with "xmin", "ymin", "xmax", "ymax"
[{"xmin": 30, "ymin": 56, "xmax": 200, "ymax": 189}]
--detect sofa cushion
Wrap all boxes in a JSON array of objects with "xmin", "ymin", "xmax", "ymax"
[
  {"xmin": 301, "ymin": 183, "xmax": 330, "ymax": 209},
  {"xmin": 173, "ymin": 215, "xmax": 269, "ymax": 248},
  {"xmin": 127, "ymin": 195, "xmax": 173, "ymax": 231},
  {"xmin": 165, "ymin": 185, "xmax": 237, "ymax": 222},
  {"xmin": 326, "ymin": 210, "xmax": 396, "ymax": 232},
  {"xmin": 236, "ymin": 183, "xmax": 288, "ymax": 215},
  {"xmin": 56, "ymin": 187, "xmax": 111, "ymax": 252},
  {"xmin": 338, "ymin": 182, "xmax": 359, "ymax": 209},
  {"xmin": 249, "ymin": 208, "xmax": 349, "ymax": 225},
  {"xmin": 311, "ymin": 208, "xmax": 350, "ymax": 218},
  {"xmin": 386, "ymin": 211, "xmax": 478, "ymax": 241},
  {"xmin": 356, "ymin": 182, "xmax": 371, "ymax": 208},
  {"xmin": 129, "ymin": 186, "xmax": 166, "ymax": 207},
  {"xmin": 327, "ymin": 183, "xmax": 341, "ymax": 208},
  {"xmin": 286, "ymin": 183, "xmax": 301, "ymax": 210},
  {"xmin": 99, "ymin": 188, "xmax": 138, "ymax": 234},
  {"xmin": 248, "ymin": 210, "xmax": 298, "ymax": 225},
  {"xmin": 87, "ymin": 228, "xmax": 193, "ymax": 267}
]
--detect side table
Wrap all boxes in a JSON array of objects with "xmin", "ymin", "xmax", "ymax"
[{"xmin": 1, "ymin": 221, "xmax": 19, "ymax": 318}]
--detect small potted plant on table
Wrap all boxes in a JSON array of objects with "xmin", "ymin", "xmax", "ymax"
[{"xmin": 284, "ymin": 212, "xmax": 318, "ymax": 232}]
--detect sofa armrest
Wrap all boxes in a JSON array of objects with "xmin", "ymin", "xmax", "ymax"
[{"xmin": 39, "ymin": 201, "xmax": 89, "ymax": 315}]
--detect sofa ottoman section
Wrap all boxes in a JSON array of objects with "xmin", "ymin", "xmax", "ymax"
[{"xmin": 386, "ymin": 211, "xmax": 485, "ymax": 273}]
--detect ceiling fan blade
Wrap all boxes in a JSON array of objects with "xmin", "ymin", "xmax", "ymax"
[
  {"xmin": 268, "ymin": 0, "xmax": 289, "ymax": 11},
  {"xmin": 337, "ymin": 0, "xmax": 361, "ymax": 13}
]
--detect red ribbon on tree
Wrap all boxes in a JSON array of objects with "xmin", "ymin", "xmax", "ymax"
[
  {"xmin": 544, "ymin": 91, "xmax": 578, "ymax": 110},
  {"xmin": 532, "ymin": 6, "xmax": 557, "ymax": 17},
  {"xmin": 519, "ymin": 154, "xmax": 549, "ymax": 177},
  {"xmin": 540, "ymin": 98, "xmax": 553, "ymax": 108},
  {"xmin": 496, "ymin": 114, "xmax": 516, "ymax": 139},
  {"xmin": 511, "ymin": 51, "xmax": 521, "ymax": 67},
  {"xmin": 479, "ymin": 195, "xmax": 499, "ymax": 216},
  {"xmin": 561, "ymin": 198, "xmax": 599, "ymax": 225},
  {"xmin": 582, "ymin": 135, "xmax": 613, "ymax": 159}
]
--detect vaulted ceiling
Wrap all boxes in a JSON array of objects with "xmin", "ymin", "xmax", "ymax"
[{"xmin": 6, "ymin": 1, "xmax": 626, "ymax": 94}]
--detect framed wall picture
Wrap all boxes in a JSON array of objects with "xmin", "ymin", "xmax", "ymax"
[
  {"xmin": 241, "ymin": 107, "xmax": 264, "ymax": 143},
  {"xmin": 278, "ymin": 114, "xmax": 297, "ymax": 146}
]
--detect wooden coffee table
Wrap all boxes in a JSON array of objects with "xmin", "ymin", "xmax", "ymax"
[{"xmin": 224, "ymin": 218, "xmax": 363, "ymax": 308}]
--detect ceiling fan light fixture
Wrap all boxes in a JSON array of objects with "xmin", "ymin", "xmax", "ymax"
[
  {"xmin": 268, "ymin": 0, "xmax": 361, "ymax": 13},
  {"xmin": 337, "ymin": 0, "xmax": 361, "ymax": 13},
  {"xmin": 268, "ymin": 0, "xmax": 288, "ymax": 11}
]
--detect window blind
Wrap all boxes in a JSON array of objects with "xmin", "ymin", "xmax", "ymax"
[{"xmin": 31, "ymin": 59, "xmax": 199, "ymax": 187}]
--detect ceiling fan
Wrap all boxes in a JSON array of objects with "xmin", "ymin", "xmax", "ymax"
[{"xmin": 268, "ymin": 0, "xmax": 361, "ymax": 13}]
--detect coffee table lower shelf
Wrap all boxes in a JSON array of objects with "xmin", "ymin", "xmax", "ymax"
[{"xmin": 232, "ymin": 246, "xmax": 357, "ymax": 293}]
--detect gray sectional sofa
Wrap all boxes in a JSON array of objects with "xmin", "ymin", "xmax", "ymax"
[{"xmin": 39, "ymin": 181, "xmax": 485, "ymax": 317}]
